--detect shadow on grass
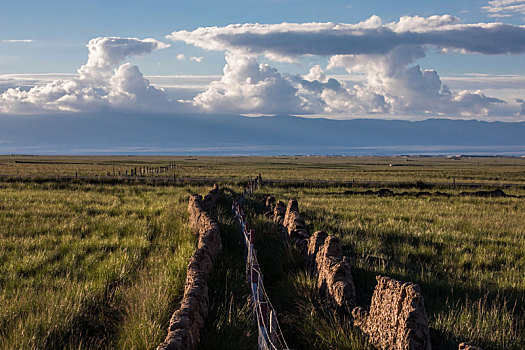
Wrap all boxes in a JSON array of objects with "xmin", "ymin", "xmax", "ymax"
[
  {"xmin": 198, "ymin": 188, "xmax": 257, "ymax": 350},
  {"xmin": 244, "ymin": 194, "xmax": 372, "ymax": 350},
  {"xmin": 251, "ymin": 190, "xmax": 525, "ymax": 350}
]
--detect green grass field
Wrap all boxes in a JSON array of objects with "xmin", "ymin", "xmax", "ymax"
[
  {"xmin": 2, "ymin": 155, "xmax": 525, "ymax": 184},
  {"xmin": 1, "ymin": 156, "xmax": 524, "ymax": 349},
  {"xmin": 250, "ymin": 185, "xmax": 525, "ymax": 349},
  {"xmin": 0, "ymin": 182, "xmax": 207, "ymax": 349}
]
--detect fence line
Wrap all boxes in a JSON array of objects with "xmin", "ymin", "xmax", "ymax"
[
  {"xmin": 1, "ymin": 173, "xmax": 523, "ymax": 189},
  {"xmin": 232, "ymin": 176, "xmax": 290, "ymax": 350}
]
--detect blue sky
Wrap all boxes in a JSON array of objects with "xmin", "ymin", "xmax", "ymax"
[
  {"xmin": 1, "ymin": 0, "xmax": 524, "ymax": 75},
  {"xmin": 0, "ymin": 0, "xmax": 524, "ymax": 120}
]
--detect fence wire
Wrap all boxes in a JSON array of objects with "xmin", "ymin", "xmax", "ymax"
[{"xmin": 232, "ymin": 176, "xmax": 290, "ymax": 350}]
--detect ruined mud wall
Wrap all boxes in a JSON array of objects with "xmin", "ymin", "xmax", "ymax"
[
  {"xmin": 458, "ymin": 342, "xmax": 483, "ymax": 350},
  {"xmin": 353, "ymin": 276, "xmax": 431, "ymax": 350},
  {"xmin": 202, "ymin": 184, "xmax": 220, "ymax": 211},
  {"xmin": 157, "ymin": 187, "xmax": 221, "ymax": 350},
  {"xmin": 309, "ymin": 233, "xmax": 356, "ymax": 308},
  {"xmin": 264, "ymin": 195, "xmax": 439, "ymax": 350},
  {"xmin": 265, "ymin": 197, "xmax": 356, "ymax": 309}
]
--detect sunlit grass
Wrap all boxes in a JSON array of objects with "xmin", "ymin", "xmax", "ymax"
[
  {"xmin": 1, "ymin": 156, "xmax": 524, "ymax": 349},
  {"xmin": 0, "ymin": 182, "xmax": 204, "ymax": 349},
  {"xmin": 2, "ymin": 155, "xmax": 525, "ymax": 184},
  {"xmin": 254, "ymin": 186, "xmax": 525, "ymax": 349}
]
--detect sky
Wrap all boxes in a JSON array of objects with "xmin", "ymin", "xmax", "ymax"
[{"xmin": 0, "ymin": 0, "xmax": 524, "ymax": 121}]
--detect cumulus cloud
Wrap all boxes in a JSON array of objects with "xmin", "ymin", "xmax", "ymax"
[
  {"xmin": 167, "ymin": 15, "xmax": 525, "ymax": 60},
  {"xmin": 483, "ymin": 0, "xmax": 525, "ymax": 18},
  {"xmin": 108, "ymin": 63, "xmax": 170, "ymax": 110},
  {"xmin": 323, "ymin": 46, "xmax": 505, "ymax": 116},
  {"xmin": 517, "ymin": 98, "xmax": 525, "ymax": 115},
  {"xmin": 1, "ymin": 16, "xmax": 523, "ymax": 119},
  {"xmin": 193, "ymin": 52, "xmax": 307, "ymax": 114},
  {"xmin": 168, "ymin": 15, "xmax": 523, "ymax": 117},
  {"xmin": 78, "ymin": 37, "xmax": 169, "ymax": 81},
  {"xmin": 304, "ymin": 65, "xmax": 327, "ymax": 83},
  {"xmin": 0, "ymin": 37, "xmax": 171, "ymax": 114}
]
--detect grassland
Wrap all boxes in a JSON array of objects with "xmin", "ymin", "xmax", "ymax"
[
  {"xmin": 2, "ymin": 155, "xmax": 525, "ymax": 184},
  {"xmin": 0, "ymin": 182, "xmax": 207, "ymax": 349},
  {"xmin": 251, "ymin": 185, "xmax": 525, "ymax": 349},
  {"xmin": 1, "ymin": 155, "xmax": 524, "ymax": 349}
]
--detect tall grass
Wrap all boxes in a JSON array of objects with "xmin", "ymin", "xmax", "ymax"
[
  {"xmin": 0, "ymin": 182, "xmax": 204, "ymax": 349},
  {"xmin": 242, "ymin": 196, "xmax": 372, "ymax": 349},
  {"xmin": 433, "ymin": 295, "xmax": 524, "ymax": 350},
  {"xmin": 255, "ymin": 186, "xmax": 525, "ymax": 349},
  {"xmin": 2, "ymin": 155, "xmax": 525, "ymax": 185},
  {"xmin": 198, "ymin": 189, "xmax": 257, "ymax": 350}
]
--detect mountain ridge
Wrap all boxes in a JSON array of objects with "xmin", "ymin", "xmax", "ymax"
[{"xmin": 1, "ymin": 113, "xmax": 524, "ymax": 155}]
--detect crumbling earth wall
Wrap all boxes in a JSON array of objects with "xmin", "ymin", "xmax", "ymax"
[
  {"xmin": 352, "ymin": 276, "xmax": 431, "ymax": 350},
  {"xmin": 458, "ymin": 342, "xmax": 483, "ymax": 350},
  {"xmin": 263, "ymin": 193, "xmax": 482, "ymax": 350},
  {"xmin": 157, "ymin": 187, "xmax": 221, "ymax": 350},
  {"xmin": 272, "ymin": 200, "xmax": 286, "ymax": 225},
  {"xmin": 312, "ymin": 234, "xmax": 356, "ymax": 308},
  {"xmin": 266, "ymin": 196, "xmax": 356, "ymax": 309}
]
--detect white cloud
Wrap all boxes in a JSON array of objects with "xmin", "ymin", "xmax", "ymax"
[
  {"xmin": 108, "ymin": 63, "xmax": 169, "ymax": 110},
  {"xmin": 304, "ymin": 65, "xmax": 327, "ymax": 83},
  {"xmin": 168, "ymin": 16, "xmax": 523, "ymax": 117},
  {"xmin": 1, "ymin": 16, "xmax": 523, "ymax": 119},
  {"xmin": 167, "ymin": 15, "xmax": 525, "ymax": 60},
  {"xmin": 190, "ymin": 56, "xmax": 204, "ymax": 62},
  {"xmin": 517, "ymin": 98, "xmax": 525, "ymax": 115},
  {"xmin": 78, "ymin": 37, "xmax": 169, "ymax": 81},
  {"xmin": 322, "ymin": 46, "xmax": 505, "ymax": 116},
  {"xmin": 0, "ymin": 37, "xmax": 173, "ymax": 114},
  {"xmin": 3, "ymin": 39, "xmax": 33, "ymax": 43},
  {"xmin": 483, "ymin": 0, "xmax": 525, "ymax": 17},
  {"xmin": 193, "ymin": 52, "xmax": 308, "ymax": 114}
]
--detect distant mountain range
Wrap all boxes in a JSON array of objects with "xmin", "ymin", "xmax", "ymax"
[{"xmin": 1, "ymin": 113, "xmax": 524, "ymax": 155}]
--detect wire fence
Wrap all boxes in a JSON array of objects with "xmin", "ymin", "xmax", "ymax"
[{"xmin": 232, "ymin": 176, "xmax": 290, "ymax": 350}]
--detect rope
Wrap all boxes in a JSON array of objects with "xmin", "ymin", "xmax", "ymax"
[{"xmin": 232, "ymin": 176, "xmax": 290, "ymax": 350}]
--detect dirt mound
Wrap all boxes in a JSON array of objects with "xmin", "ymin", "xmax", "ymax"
[
  {"xmin": 283, "ymin": 199, "xmax": 310, "ymax": 252},
  {"xmin": 314, "ymin": 235, "xmax": 356, "ymax": 308},
  {"xmin": 458, "ymin": 342, "xmax": 483, "ymax": 350},
  {"xmin": 343, "ymin": 188, "xmax": 451, "ymax": 198},
  {"xmin": 280, "ymin": 202, "xmax": 356, "ymax": 310},
  {"xmin": 460, "ymin": 189, "xmax": 509, "ymax": 197},
  {"xmin": 307, "ymin": 230, "xmax": 328, "ymax": 270},
  {"xmin": 264, "ymin": 196, "xmax": 276, "ymax": 217},
  {"xmin": 202, "ymin": 183, "xmax": 220, "ymax": 210},
  {"xmin": 157, "ymin": 187, "xmax": 221, "ymax": 350},
  {"xmin": 352, "ymin": 275, "xmax": 431, "ymax": 350},
  {"xmin": 273, "ymin": 200, "xmax": 286, "ymax": 225}
]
